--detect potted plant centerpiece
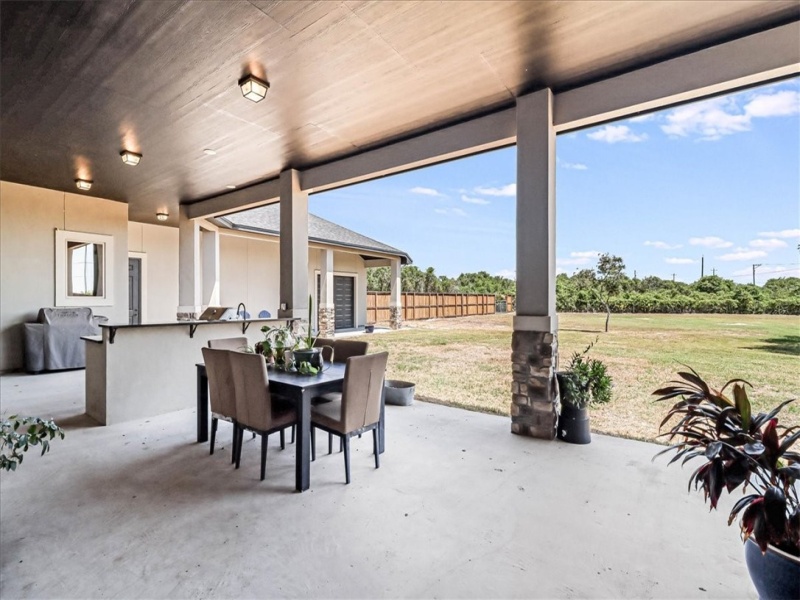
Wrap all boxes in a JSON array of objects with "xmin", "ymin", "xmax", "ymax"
[
  {"xmin": 290, "ymin": 295, "xmax": 329, "ymax": 374},
  {"xmin": 258, "ymin": 323, "xmax": 296, "ymax": 369},
  {"xmin": 556, "ymin": 339, "xmax": 612, "ymax": 444},
  {"xmin": 654, "ymin": 367, "xmax": 799, "ymax": 600}
]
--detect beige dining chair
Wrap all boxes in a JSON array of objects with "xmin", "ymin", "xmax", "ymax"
[
  {"xmin": 310, "ymin": 351, "xmax": 389, "ymax": 484},
  {"xmin": 229, "ymin": 351, "xmax": 297, "ymax": 481},
  {"xmin": 208, "ymin": 336, "xmax": 249, "ymax": 351},
  {"xmin": 201, "ymin": 347, "xmax": 239, "ymax": 463}
]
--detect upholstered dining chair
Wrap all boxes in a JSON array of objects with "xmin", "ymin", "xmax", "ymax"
[
  {"xmin": 201, "ymin": 347, "xmax": 239, "ymax": 462},
  {"xmin": 313, "ymin": 337, "xmax": 335, "ymax": 362},
  {"xmin": 310, "ymin": 351, "xmax": 389, "ymax": 484},
  {"xmin": 332, "ymin": 339, "xmax": 369, "ymax": 363},
  {"xmin": 229, "ymin": 351, "xmax": 297, "ymax": 481},
  {"xmin": 208, "ymin": 336, "xmax": 249, "ymax": 351}
]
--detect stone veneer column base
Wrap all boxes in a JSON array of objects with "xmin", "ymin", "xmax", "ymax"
[
  {"xmin": 318, "ymin": 307, "xmax": 335, "ymax": 337},
  {"xmin": 389, "ymin": 306, "xmax": 402, "ymax": 330},
  {"xmin": 510, "ymin": 329, "xmax": 559, "ymax": 440}
]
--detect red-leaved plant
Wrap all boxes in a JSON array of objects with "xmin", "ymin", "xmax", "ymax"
[{"xmin": 654, "ymin": 367, "xmax": 799, "ymax": 557}]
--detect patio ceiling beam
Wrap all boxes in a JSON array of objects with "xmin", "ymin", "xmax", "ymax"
[
  {"xmin": 184, "ymin": 178, "xmax": 281, "ymax": 220},
  {"xmin": 554, "ymin": 21, "xmax": 800, "ymax": 132}
]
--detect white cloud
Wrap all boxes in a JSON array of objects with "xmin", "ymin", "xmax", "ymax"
[
  {"xmin": 570, "ymin": 250, "xmax": 601, "ymax": 259},
  {"xmin": 557, "ymin": 257, "xmax": 592, "ymax": 266},
  {"xmin": 644, "ymin": 240, "xmax": 682, "ymax": 250},
  {"xmin": 452, "ymin": 208, "xmax": 468, "ymax": 217},
  {"xmin": 434, "ymin": 207, "xmax": 468, "ymax": 217},
  {"xmin": 433, "ymin": 208, "xmax": 448, "ymax": 215},
  {"xmin": 559, "ymin": 161, "xmax": 588, "ymax": 170},
  {"xmin": 495, "ymin": 269, "xmax": 516, "ymax": 280},
  {"xmin": 411, "ymin": 186, "xmax": 444, "ymax": 197},
  {"xmin": 718, "ymin": 249, "xmax": 768, "ymax": 261},
  {"xmin": 758, "ymin": 229, "xmax": 800, "ymax": 239},
  {"xmin": 744, "ymin": 90, "xmax": 800, "ymax": 118},
  {"xmin": 474, "ymin": 184, "xmax": 516, "ymax": 197},
  {"xmin": 665, "ymin": 258, "xmax": 696, "ymax": 265},
  {"xmin": 689, "ymin": 236, "xmax": 734, "ymax": 249},
  {"xmin": 749, "ymin": 238, "xmax": 788, "ymax": 250},
  {"xmin": 587, "ymin": 125, "xmax": 648, "ymax": 143},
  {"xmin": 628, "ymin": 114, "xmax": 655, "ymax": 123},
  {"xmin": 661, "ymin": 90, "xmax": 800, "ymax": 141},
  {"xmin": 460, "ymin": 194, "xmax": 490, "ymax": 205}
]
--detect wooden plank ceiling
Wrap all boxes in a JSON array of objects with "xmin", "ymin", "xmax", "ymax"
[{"xmin": 1, "ymin": 0, "xmax": 798, "ymax": 224}]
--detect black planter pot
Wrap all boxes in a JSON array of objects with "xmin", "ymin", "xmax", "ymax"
[
  {"xmin": 556, "ymin": 372, "xmax": 591, "ymax": 444},
  {"xmin": 292, "ymin": 348, "xmax": 322, "ymax": 369},
  {"xmin": 558, "ymin": 403, "xmax": 591, "ymax": 444},
  {"xmin": 744, "ymin": 538, "xmax": 800, "ymax": 600}
]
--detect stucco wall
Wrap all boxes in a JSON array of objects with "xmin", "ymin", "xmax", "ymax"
[
  {"xmin": 128, "ymin": 222, "xmax": 179, "ymax": 323},
  {"xmin": 0, "ymin": 181, "xmax": 129, "ymax": 371}
]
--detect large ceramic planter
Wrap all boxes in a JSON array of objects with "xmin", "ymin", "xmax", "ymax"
[
  {"xmin": 744, "ymin": 538, "xmax": 800, "ymax": 600},
  {"xmin": 556, "ymin": 372, "xmax": 591, "ymax": 444}
]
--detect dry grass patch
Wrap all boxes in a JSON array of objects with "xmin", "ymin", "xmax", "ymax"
[{"xmin": 367, "ymin": 312, "xmax": 799, "ymax": 442}]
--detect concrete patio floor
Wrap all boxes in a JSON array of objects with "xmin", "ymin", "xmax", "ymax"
[{"xmin": 1, "ymin": 370, "xmax": 756, "ymax": 599}]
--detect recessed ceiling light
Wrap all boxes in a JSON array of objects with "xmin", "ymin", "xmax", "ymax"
[
  {"xmin": 120, "ymin": 150, "xmax": 142, "ymax": 166},
  {"xmin": 203, "ymin": 148, "xmax": 217, "ymax": 156},
  {"xmin": 156, "ymin": 212, "xmax": 169, "ymax": 221},
  {"xmin": 226, "ymin": 185, "xmax": 236, "ymax": 189},
  {"xmin": 238, "ymin": 74, "xmax": 269, "ymax": 103},
  {"xmin": 75, "ymin": 179, "xmax": 92, "ymax": 191}
]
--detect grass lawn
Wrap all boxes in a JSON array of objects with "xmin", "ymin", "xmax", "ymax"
[{"xmin": 367, "ymin": 312, "xmax": 800, "ymax": 442}]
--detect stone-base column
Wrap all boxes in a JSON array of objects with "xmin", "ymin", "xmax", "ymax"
[
  {"xmin": 511, "ymin": 330, "xmax": 559, "ymax": 439},
  {"xmin": 318, "ymin": 307, "xmax": 335, "ymax": 337},
  {"xmin": 389, "ymin": 306, "xmax": 402, "ymax": 330}
]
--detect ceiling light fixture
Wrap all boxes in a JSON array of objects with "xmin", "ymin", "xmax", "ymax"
[
  {"xmin": 75, "ymin": 179, "xmax": 92, "ymax": 191},
  {"xmin": 120, "ymin": 150, "xmax": 142, "ymax": 166},
  {"xmin": 203, "ymin": 148, "xmax": 217, "ymax": 156},
  {"xmin": 238, "ymin": 74, "xmax": 269, "ymax": 103},
  {"xmin": 156, "ymin": 212, "xmax": 169, "ymax": 222},
  {"xmin": 226, "ymin": 185, "xmax": 236, "ymax": 189}
]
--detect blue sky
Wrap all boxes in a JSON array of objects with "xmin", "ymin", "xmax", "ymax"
[{"xmin": 310, "ymin": 77, "xmax": 800, "ymax": 285}]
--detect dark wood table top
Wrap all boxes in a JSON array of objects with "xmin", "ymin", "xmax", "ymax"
[{"xmin": 265, "ymin": 362, "xmax": 345, "ymax": 390}]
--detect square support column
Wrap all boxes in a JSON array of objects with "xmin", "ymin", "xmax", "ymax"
[
  {"xmin": 278, "ymin": 169, "xmax": 309, "ymax": 320},
  {"xmin": 389, "ymin": 258, "xmax": 402, "ymax": 330},
  {"xmin": 512, "ymin": 89, "xmax": 559, "ymax": 440},
  {"xmin": 177, "ymin": 205, "xmax": 202, "ymax": 320},
  {"xmin": 201, "ymin": 225, "xmax": 220, "ymax": 308},
  {"xmin": 318, "ymin": 249, "xmax": 335, "ymax": 336}
]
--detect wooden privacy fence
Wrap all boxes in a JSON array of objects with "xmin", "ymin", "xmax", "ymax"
[{"xmin": 367, "ymin": 292, "xmax": 497, "ymax": 323}]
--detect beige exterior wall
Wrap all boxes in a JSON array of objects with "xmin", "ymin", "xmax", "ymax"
[
  {"xmin": 0, "ymin": 181, "xmax": 129, "ymax": 371},
  {"xmin": 128, "ymin": 222, "xmax": 179, "ymax": 324},
  {"xmin": 221, "ymin": 231, "xmax": 367, "ymax": 327}
]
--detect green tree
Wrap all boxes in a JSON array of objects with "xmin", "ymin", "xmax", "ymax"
[{"xmin": 595, "ymin": 253, "xmax": 626, "ymax": 332}]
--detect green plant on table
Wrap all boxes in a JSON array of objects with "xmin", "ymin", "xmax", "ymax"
[
  {"xmin": 558, "ymin": 338, "xmax": 612, "ymax": 409},
  {"xmin": 653, "ymin": 366, "xmax": 799, "ymax": 557},
  {"xmin": 1, "ymin": 415, "xmax": 65, "ymax": 472},
  {"xmin": 260, "ymin": 324, "xmax": 297, "ymax": 367}
]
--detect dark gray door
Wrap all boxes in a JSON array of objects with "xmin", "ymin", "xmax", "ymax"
[
  {"xmin": 128, "ymin": 258, "xmax": 141, "ymax": 325},
  {"xmin": 333, "ymin": 275, "xmax": 354, "ymax": 330}
]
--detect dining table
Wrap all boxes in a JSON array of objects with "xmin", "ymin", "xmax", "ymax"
[{"xmin": 196, "ymin": 361, "xmax": 385, "ymax": 492}]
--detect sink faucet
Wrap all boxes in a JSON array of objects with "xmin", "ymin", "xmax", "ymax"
[{"xmin": 237, "ymin": 302, "xmax": 247, "ymax": 320}]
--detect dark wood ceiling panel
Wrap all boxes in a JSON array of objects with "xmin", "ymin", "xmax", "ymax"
[{"xmin": 1, "ymin": 0, "xmax": 797, "ymax": 224}]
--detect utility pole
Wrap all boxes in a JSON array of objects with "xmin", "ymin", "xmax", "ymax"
[
  {"xmin": 712, "ymin": 268, "xmax": 717, "ymax": 276},
  {"xmin": 672, "ymin": 273, "xmax": 676, "ymax": 282},
  {"xmin": 752, "ymin": 263, "xmax": 762, "ymax": 285},
  {"xmin": 701, "ymin": 255, "xmax": 704, "ymax": 278}
]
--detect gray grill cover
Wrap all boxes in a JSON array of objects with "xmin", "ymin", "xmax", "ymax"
[{"xmin": 23, "ymin": 308, "xmax": 105, "ymax": 373}]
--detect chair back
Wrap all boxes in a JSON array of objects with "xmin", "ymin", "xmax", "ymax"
[
  {"xmin": 229, "ymin": 351, "xmax": 274, "ymax": 432},
  {"xmin": 201, "ymin": 347, "xmax": 237, "ymax": 420},
  {"xmin": 333, "ymin": 339, "xmax": 369, "ymax": 363},
  {"xmin": 313, "ymin": 337, "xmax": 335, "ymax": 362},
  {"xmin": 342, "ymin": 352, "xmax": 388, "ymax": 431},
  {"xmin": 208, "ymin": 336, "xmax": 249, "ymax": 351}
]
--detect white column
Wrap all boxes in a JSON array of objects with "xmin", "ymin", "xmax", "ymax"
[
  {"xmin": 278, "ymin": 169, "xmax": 309, "ymax": 320},
  {"xmin": 515, "ymin": 89, "xmax": 557, "ymax": 333},
  {"xmin": 177, "ymin": 205, "xmax": 201, "ymax": 320},
  {"xmin": 320, "ymin": 249, "xmax": 334, "ymax": 309},
  {"xmin": 390, "ymin": 258, "xmax": 402, "ymax": 308},
  {"xmin": 200, "ymin": 226, "xmax": 220, "ymax": 307}
]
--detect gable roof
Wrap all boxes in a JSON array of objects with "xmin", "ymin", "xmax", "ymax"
[{"xmin": 217, "ymin": 204, "xmax": 412, "ymax": 265}]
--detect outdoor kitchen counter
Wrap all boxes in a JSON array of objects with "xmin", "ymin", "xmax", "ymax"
[{"xmin": 84, "ymin": 318, "xmax": 291, "ymax": 425}]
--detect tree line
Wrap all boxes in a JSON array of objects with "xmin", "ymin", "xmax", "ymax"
[{"xmin": 367, "ymin": 257, "xmax": 800, "ymax": 316}]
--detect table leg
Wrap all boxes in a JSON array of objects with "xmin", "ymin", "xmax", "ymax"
[
  {"xmin": 295, "ymin": 389, "xmax": 311, "ymax": 492},
  {"xmin": 197, "ymin": 366, "xmax": 209, "ymax": 444}
]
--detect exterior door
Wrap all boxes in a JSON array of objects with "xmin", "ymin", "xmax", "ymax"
[
  {"xmin": 333, "ymin": 275, "xmax": 354, "ymax": 330},
  {"xmin": 128, "ymin": 258, "xmax": 141, "ymax": 325}
]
